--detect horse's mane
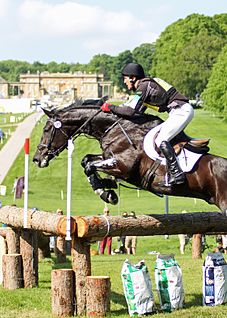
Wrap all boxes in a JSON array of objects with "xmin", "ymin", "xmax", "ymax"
[{"xmin": 54, "ymin": 97, "xmax": 163, "ymax": 126}]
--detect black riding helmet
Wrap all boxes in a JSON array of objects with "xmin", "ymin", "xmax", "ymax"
[{"xmin": 122, "ymin": 63, "xmax": 145, "ymax": 79}]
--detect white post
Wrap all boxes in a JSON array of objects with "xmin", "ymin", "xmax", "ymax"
[
  {"xmin": 23, "ymin": 138, "xmax": 29, "ymax": 228},
  {"xmin": 66, "ymin": 138, "xmax": 74, "ymax": 241}
]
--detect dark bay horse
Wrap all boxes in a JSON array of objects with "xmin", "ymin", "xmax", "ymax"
[{"xmin": 33, "ymin": 101, "xmax": 227, "ymax": 215}]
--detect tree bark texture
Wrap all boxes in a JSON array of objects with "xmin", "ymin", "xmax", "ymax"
[
  {"xmin": 51, "ymin": 269, "xmax": 75, "ymax": 317},
  {"xmin": 75, "ymin": 212, "xmax": 226, "ymax": 238},
  {"xmin": 192, "ymin": 234, "xmax": 202, "ymax": 259},
  {"xmin": 37, "ymin": 231, "xmax": 51, "ymax": 259},
  {"xmin": 6, "ymin": 227, "xmax": 20, "ymax": 254},
  {"xmin": 71, "ymin": 237, "xmax": 91, "ymax": 316},
  {"xmin": 20, "ymin": 229, "xmax": 38, "ymax": 288},
  {"xmin": 0, "ymin": 235, "xmax": 7, "ymax": 284},
  {"xmin": 86, "ymin": 276, "xmax": 111, "ymax": 317},
  {"xmin": 2, "ymin": 254, "xmax": 23, "ymax": 289},
  {"xmin": 55, "ymin": 236, "xmax": 66, "ymax": 263},
  {"xmin": 0, "ymin": 205, "xmax": 76, "ymax": 236}
]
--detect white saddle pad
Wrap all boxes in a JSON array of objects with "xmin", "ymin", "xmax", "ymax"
[{"xmin": 143, "ymin": 126, "xmax": 203, "ymax": 173}]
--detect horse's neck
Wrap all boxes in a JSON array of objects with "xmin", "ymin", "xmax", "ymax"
[{"xmin": 63, "ymin": 109, "xmax": 111, "ymax": 139}]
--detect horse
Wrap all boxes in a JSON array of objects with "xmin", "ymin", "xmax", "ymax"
[{"xmin": 33, "ymin": 99, "xmax": 227, "ymax": 215}]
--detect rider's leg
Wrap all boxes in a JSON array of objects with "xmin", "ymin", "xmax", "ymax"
[
  {"xmin": 160, "ymin": 140, "xmax": 185, "ymax": 184},
  {"xmin": 155, "ymin": 103, "xmax": 194, "ymax": 185}
]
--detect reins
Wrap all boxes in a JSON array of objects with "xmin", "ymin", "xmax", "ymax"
[{"xmin": 72, "ymin": 109, "xmax": 102, "ymax": 141}]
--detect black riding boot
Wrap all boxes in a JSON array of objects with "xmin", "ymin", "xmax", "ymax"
[{"xmin": 159, "ymin": 141, "xmax": 185, "ymax": 185}]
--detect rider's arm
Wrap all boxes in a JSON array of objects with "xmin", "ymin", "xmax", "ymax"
[{"xmin": 109, "ymin": 94, "xmax": 143, "ymax": 117}]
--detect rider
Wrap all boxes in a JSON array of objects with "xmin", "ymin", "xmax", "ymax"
[{"xmin": 101, "ymin": 62, "xmax": 194, "ymax": 185}]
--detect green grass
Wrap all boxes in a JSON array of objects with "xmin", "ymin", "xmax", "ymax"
[
  {"xmin": 0, "ymin": 235, "xmax": 225, "ymax": 318},
  {"xmin": 0, "ymin": 108, "xmax": 227, "ymax": 317}
]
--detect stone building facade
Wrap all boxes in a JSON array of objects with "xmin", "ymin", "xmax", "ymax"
[{"xmin": 19, "ymin": 71, "xmax": 113, "ymax": 100}]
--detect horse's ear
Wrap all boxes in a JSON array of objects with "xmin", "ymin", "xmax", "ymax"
[{"xmin": 42, "ymin": 107, "xmax": 52, "ymax": 118}]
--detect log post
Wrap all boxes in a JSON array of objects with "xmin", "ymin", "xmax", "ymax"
[
  {"xmin": 71, "ymin": 237, "xmax": 91, "ymax": 316},
  {"xmin": 0, "ymin": 235, "xmax": 7, "ymax": 284},
  {"xmin": 192, "ymin": 234, "xmax": 202, "ymax": 259},
  {"xmin": 51, "ymin": 269, "xmax": 75, "ymax": 317},
  {"xmin": 55, "ymin": 236, "xmax": 66, "ymax": 263},
  {"xmin": 2, "ymin": 254, "xmax": 23, "ymax": 289},
  {"xmin": 37, "ymin": 231, "xmax": 51, "ymax": 259},
  {"xmin": 6, "ymin": 227, "xmax": 20, "ymax": 254},
  {"xmin": 20, "ymin": 229, "xmax": 38, "ymax": 288},
  {"xmin": 86, "ymin": 276, "xmax": 111, "ymax": 317}
]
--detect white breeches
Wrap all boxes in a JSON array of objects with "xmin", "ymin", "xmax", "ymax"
[{"xmin": 155, "ymin": 103, "xmax": 194, "ymax": 147}]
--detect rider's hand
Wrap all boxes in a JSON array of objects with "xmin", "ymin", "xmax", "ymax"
[{"xmin": 101, "ymin": 102, "xmax": 111, "ymax": 112}]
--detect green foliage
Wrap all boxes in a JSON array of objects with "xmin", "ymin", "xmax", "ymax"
[
  {"xmin": 202, "ymin": 44, "xmax": 227, "ymax": 119},
  {"xmin": 151, "ymin": 14, "xmax": 227, "ymax": 97},
  {"xmin": 110, "ymin": 50, "xmax": 133, "ymax": 91},
  {"xmin": 86, "ymin": 54, "xmax": 114, "ymax": 79},
  {"xmin": 132, "ymin": 43, "xmax": 156, "ymax": 76},
  {"xmin": 213, "ymin": 13, "xmax": 227, "ymax": 34},
  {"xmin": 0, "ymin": 60, "xmax": 31, "ymax": 82}
]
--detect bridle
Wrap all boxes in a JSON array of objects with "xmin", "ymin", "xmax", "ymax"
[{"xmin": 38, "ymin": 109, "xmax": 102, "ymax": 159}]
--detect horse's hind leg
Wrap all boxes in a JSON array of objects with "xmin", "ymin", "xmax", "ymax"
[{"xmin": 81, "ymin": 154, "xmax": 118, "ymax": 205}]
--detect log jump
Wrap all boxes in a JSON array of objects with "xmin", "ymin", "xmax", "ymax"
[
  {"xmin": 1, "ymin": 206, "xmax": 224, "ymax": 238},
  {"xmin": 0, "ymin": 205, "xmax": 76, "ymax": 236},
  {"xmin": 75, "ymin": 212, "xmax": 226, "ymax": 238},
  {"xmin": 0, "ymin": 206, "xmax": 225, "ymax": 317}
]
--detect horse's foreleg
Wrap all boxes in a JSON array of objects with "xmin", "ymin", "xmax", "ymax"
[{"xmin": 81, "ymin": 155, "xmax": 118, "ymax": 205}]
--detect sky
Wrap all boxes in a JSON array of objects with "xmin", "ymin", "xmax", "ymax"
[{"xmin": 0, "ymin": 0, "xmax": 226, "ymax": 64}]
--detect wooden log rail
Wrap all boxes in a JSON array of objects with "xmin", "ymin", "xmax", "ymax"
[
  {"xmin": 0, "ymin": 206, "xmax": 76, "ymax": 236},
  {"xmin": 75, "ymin": 212, "xmax": 227, "ymax": 239}
]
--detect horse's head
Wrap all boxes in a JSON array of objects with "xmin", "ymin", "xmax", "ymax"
[{"xmin": 33, "ymin": 108, "xmax": 72, "ymax": 167}]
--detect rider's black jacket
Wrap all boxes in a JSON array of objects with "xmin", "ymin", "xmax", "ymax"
[{"xmin": 109, "ymin": 78, "xmax": 189, "ymax": 118}]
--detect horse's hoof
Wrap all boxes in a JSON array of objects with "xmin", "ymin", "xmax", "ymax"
[{"xmin": 100, "ymin": 190, "xmax": 118, "ymax": 205}]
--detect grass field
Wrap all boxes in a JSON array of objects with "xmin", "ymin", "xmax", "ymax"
[{"xmin": 0, "ymin": 108, "xmax": 227, "ymax": 317}]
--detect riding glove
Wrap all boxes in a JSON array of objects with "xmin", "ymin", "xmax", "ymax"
[{"xmin": 101, "ymin": 102, "xmax": 111, "ymax": 112}]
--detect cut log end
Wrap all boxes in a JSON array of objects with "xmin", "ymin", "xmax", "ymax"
[{"xmin": 56, "ymin": 216, "xmax": 77, "ymax": 236}]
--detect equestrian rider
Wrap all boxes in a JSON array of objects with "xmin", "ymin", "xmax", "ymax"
[{"xmin": 101, "ymin": 62, "xmax": 194, "ymax": 185}]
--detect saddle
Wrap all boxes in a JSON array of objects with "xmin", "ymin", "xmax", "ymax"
[
  {"xmin": 154, "ymin": 130, "xmax": 210, "ymax": 155},
  {"xmin": 142, "ymin": 132, "xmax": 210, "ymax": 192},
  {"xmin": 173, "ymin": 138, "xmax": 210, "ymax": 155}
]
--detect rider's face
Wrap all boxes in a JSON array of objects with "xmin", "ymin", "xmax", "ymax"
[{"xmin": 123, "ymin": 76, "xmax": 135, "ymax": 91}]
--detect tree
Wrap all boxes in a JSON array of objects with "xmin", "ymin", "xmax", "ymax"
[
  {"xmin": 86, "ymin": 54, "xmax": 114, "ymax": 80},
  {"xmin": 151, "ymin": 14, "xmax": 227, "ymax": 97},
  {"xmin": 202, "ymin": 44, "xmax": 227, "ymax": 120},
  {"xmin": 132, "ymin": 43, "xmax": 155, "ymax": 76},
  {"xmin": 213, "ymin": 13, "xmax": 227, "ymax": 34},
  {"xmin": 111, "ymin": 50, "xmax": 133, "ymax": 91}
]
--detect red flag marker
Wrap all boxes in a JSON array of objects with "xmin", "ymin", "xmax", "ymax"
[{"xmin": 24, "ymin": 138, "xmax": 30, "ymax": 154}]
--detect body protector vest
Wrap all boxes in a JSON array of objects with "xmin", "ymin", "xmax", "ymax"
[{"xmin": 137, "ymin": 77, "xmax": 178, "ymax": 113}]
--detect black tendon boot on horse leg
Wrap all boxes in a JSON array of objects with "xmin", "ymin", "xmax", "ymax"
[
  {"xmin": 83, "ymin": 162, "xmax": 118, "ymax": 205},
  {"xmin": 159, "ymin": 141, "xmax": 185, "ymax": 185}
]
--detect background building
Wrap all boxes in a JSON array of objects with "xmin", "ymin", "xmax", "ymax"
[{"xmin": 19, "ymin": 71, "xmax": 113, "ymax": 100}]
